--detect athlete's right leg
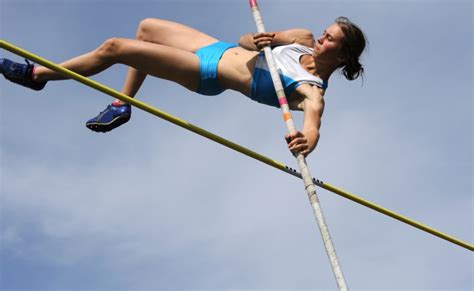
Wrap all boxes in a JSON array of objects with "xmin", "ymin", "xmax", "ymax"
[
  {"xmin": 81, "ymin": 37, "xmax": 202, "ymax": 133},
  {"xmin": 83, "ymin": 18, "xmax": 220, "ymax": 132}
]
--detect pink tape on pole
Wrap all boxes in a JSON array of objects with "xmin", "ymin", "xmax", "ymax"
[
  {"xmin": 278, "ymin": 97, "xmax": 288, "ymax": 106},
  {"xmin": 249, "ymin": 0, "xmax": 257, "ymax": 7}
]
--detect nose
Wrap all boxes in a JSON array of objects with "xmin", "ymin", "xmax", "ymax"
[{"xmin": 317, "ymin": 35, "xmax": 324, "ymax": 44}]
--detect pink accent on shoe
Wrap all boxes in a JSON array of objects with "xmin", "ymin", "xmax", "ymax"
[{"xmin": 112, "ymin": 100, "xmax": 125, "ymax": 107}]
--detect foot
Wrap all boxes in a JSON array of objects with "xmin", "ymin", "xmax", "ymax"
[
  {"xmin": 86, "ymin": 101, "xmax": 131, "ymax": 132},
  {"xmin": 0, "ymin": 58, "xmax": 47, "ymax": 91}
]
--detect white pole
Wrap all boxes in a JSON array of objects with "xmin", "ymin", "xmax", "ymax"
[{"xmin": 248, "ymin": 1, "xmax": 348, "ymax": 289}]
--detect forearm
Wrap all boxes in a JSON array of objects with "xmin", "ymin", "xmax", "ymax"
[
  {"xmin": 303, "ymin": 128, "xmax": 320, "ymax": 154},
  {"xmin": 239, "ymin": 31, "xmax": 291, "ymax": 51},
  {"xmin": 239, "ymin": 29, "xmax": 314, "ymax": 51}
]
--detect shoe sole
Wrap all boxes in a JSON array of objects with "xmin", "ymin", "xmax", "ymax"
[{"xmin": 86, "ymin": 114, "xmax": 131, "ymax": 133}]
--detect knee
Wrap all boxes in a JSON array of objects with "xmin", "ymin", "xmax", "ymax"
[
  {"xmin": 96, "ymin": 37, "xmax": 122, "ymax": 59},
  {"xmin": 136, "ymin": 18, "xmax": 157, "ymax": 40}
]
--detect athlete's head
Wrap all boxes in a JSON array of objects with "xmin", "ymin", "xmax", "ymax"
[
  {"xmin": 314, "ymin": 17, "xmax": 367, "ymax": 81},
  {"xmin": 334, "ymin": 16, "xmax": 367, "ymax": 80}
]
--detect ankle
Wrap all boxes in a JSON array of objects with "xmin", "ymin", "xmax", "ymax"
[
  {"xmin": 31, "ymin": 66, "xmax": 42, "ymax": 82},
  {"xmin": 112, "ymin": 100, "xmax": 125, "ymax": 106}
]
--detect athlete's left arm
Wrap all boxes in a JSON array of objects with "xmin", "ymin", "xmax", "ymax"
[{"xmin": 285, "ymin": 84, "xmax": 325, "ymax": 157}]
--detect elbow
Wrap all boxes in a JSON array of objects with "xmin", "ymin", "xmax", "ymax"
[
  {"xmin": 238, "ymin": 35, "xmax": 246, "ymax": 46},
  {"xmin": 292, "ymin": 30, "xmax": 314, "ymax": 45},
  {"xmin": 239, "ymin": 33, "xmax": 255, "ymax": 50}
]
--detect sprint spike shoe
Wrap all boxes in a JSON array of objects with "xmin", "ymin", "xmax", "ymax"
[
  {"xmin": 86, "ymin": 101, "xmax": 131, "ymax": 133},
  {"xmin": 0, "ymin": 58, "xmax": 47, "ymax": 91}
]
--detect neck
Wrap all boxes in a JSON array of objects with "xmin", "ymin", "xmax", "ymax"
[{"xmin": 313, "ymin": 57, "xmax": 339, "ymax": 81}]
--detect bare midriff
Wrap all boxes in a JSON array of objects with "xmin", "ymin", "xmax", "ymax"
[{"xmin": 217, "ymin": 47, "xmax": 259, "ymax": 97}]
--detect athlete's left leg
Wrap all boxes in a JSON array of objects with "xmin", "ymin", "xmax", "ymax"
[{"xmin": 33, "ymin": 37, "xmax": 201, "ymax": 90}]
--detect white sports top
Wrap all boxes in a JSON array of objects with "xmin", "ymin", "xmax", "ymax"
[{"xmin": 251, "ymin": 44, "xmax": 328, "ymax": 107}]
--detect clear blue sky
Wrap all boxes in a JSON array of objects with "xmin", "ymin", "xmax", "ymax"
[{"xmin": 1, "ymin": 0, "xmax": 472, "ymax": 289}]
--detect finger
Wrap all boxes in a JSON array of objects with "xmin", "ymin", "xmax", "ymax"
[
  {"xmin": 288, "ymin": 138, "xmax": 307, "ymax": 147},
  {"xmin": 290, "ymin": 144, "xmax": 309, "ymax": 153},
  {"xmin": 258, "ymin": 36, "xmax": 274, "ymax": 41},
  {"xmin": 293, "ymin": 131, "xmax": 304, "ymax": 137},
  {"xmin": 286, "ymin": 132, "xmax": 304, "ymax": 143},
  {"xmin": 286, "ymin": 134, "xmax": 295, "ymax": 142},
  {"xmin": 290, "ymin": 135, "xmax": 306, "ymax": 141},
  {"xmin": 255, "ymin": 40, "xmax": 272, "ymax": 46},
  {"xmin": 288, "ymin": 131, "xmax": 303, "ymax": 138},
  {"xmin": 256, "ymin": 40, "xmax": 272, "ymax": 47},
  {"xmin": 253, "ymin": 33, "xmax": 272, "ymax": 39},
  {"xmin": 288, "ymin": 139, "xmax": 299, "ymax": 148},
  {"xmin": 289, "ymin": 142, "xmax": 307, "ymax": 149}
]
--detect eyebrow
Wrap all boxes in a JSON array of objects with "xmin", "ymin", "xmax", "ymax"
[{"xmin": 323, "ymin": 30, "xmax": 334, "ymax": 40}]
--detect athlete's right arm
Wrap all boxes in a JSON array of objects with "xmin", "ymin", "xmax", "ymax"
[{"xmin": 239, "ymin": 29, "xmax": 315, "ymax": 50}]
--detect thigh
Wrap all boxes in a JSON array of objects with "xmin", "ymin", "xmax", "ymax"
[
  {"xmin": 138, "ymin": 18, "xmax": 219, "ymax": 52},
  {"xmin": 115, "ymin": 38, "xmax": 201, "ymax": 91}
]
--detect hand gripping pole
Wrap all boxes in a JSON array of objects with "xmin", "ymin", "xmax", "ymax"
[{"xmin": 248, "ymin": 0, "xmax": 347, "ymax": 289}]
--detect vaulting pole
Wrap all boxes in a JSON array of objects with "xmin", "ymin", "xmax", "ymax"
[{"xmin": 248, "ymin": 0, "xmax": 347, "ymax": 289}]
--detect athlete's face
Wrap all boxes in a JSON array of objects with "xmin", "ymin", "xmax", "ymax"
[{"xmin": 314, "ymin": 23, "xmax": 345, "ymax": 64}]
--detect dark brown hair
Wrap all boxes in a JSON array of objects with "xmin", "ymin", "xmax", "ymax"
[{"xmin": 335, "ymin": 16, "xmax": 367, "ymax": 81}]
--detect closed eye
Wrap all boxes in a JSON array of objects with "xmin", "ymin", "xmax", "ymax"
[{"xmin": 321, "ymin": 30, "xmax": 334, "ymax": 41}]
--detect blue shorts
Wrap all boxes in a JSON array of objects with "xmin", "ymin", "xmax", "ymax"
[{"xmin": 195, "ymin": 41, "xmax": 237, "ymax": 96}]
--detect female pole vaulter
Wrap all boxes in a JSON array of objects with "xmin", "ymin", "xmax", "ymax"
[{"xmin": 1, "ymin": 17, "xmax": 366, "ymax": 157}]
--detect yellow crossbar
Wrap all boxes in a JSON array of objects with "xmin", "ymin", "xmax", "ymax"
[{"xmin": 1, "ymin": 39, "xmax": 472, "ymax": 252}]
